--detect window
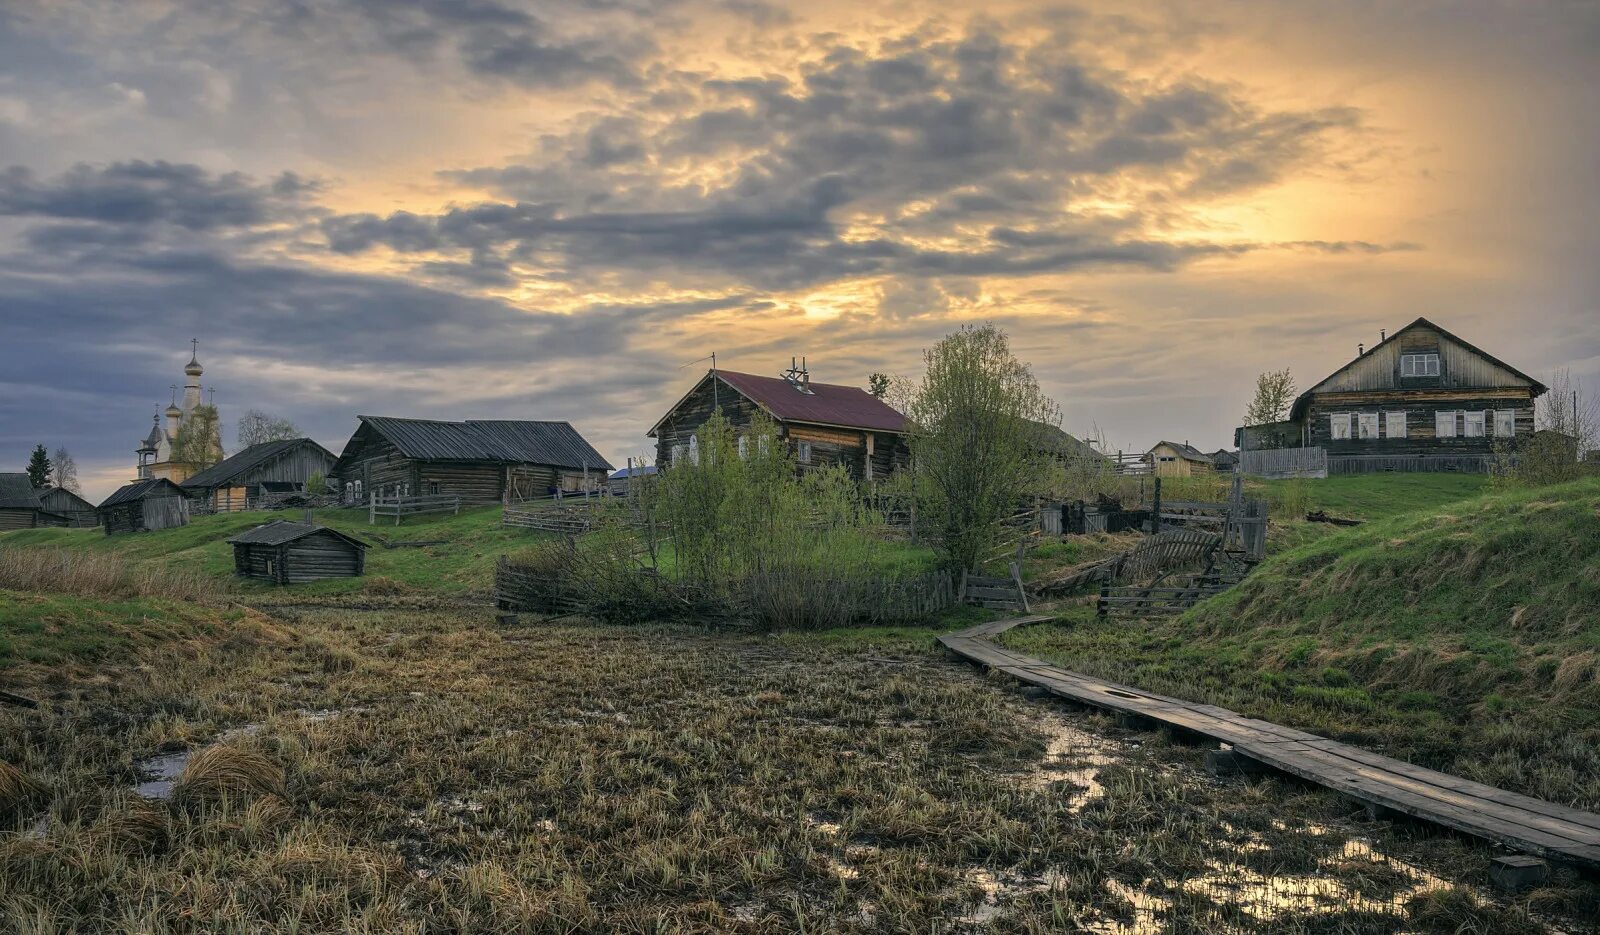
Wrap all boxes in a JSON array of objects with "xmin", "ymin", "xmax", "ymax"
[
  {"xmin": 1385, "ymin": 411, "xmax": 1407, "ymax": 439},
  {"xmin": 797, "ymin": 440, "xmax": 812, "ymax": 464},
  {"xmin": 1328, "ymin": 412, "xmax": 1352, "ymax": 441},
  {"xmin": 1435, "ymin": 411, "xmax": 1457, "ymax": 438},
  {"xmin": 671, "ymin": 443, "xmax": 685, "ymax": 465},
  {"xmin": 1158, "ymin": 456, "xmax": 1175, "ymax": 462},
  {"xmin": 1401, "ymin": 353, "xmax": 1440, "ymax": 377},
  {"xmin": 428, "ymin": 480, "xmax": 440, "ymax": 495},
  {"xmin": 737, "ymin": 435, "xmax": 749, "ymax": 459},
  {"xmin": 1494, "ymin": 410, "xmax": 1515, "ymax": 437},
  {"xmin": 1463, "ymin": 410, "xmax": 1485, "ymax": 438},
  {"xmin": 758, "ymin": 434, "xmax": 771, "ymax": 456},
  {"xmin": 344, "ymin": 482, "xmax": 353, "ymax": 503},
  {"xmin": 1357, "ymin": 412, "xmax": 1380, "ymax": 440},
  {"xmin": 354, "ymin": 479, "xmax": 364, "ymax": 500},
  {"xmin": 688, "ymin": 435, "xmax": 701, "ymax": 466}
]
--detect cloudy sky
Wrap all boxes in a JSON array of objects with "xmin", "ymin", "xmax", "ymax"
[{"xmin": 2, "ymin": 0, "xmax": 1596, "ymax": 500}]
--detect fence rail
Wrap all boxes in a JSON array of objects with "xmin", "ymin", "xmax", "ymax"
[
  {"xmin": 368, "ymin": 493, "xmax": 461, "ymax": 525},
  {"xmin": 1239, "ymin": 446, "xmax": 1328, "ymax": 479}
]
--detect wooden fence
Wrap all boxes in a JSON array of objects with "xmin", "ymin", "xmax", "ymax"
[
  {"xmin": 1239, "ymin": 447, "xmax": 1328, "ymax": 479},
  {"xmin": 368, "ymin": 493, "xmax": 461, "ymax": 525}
]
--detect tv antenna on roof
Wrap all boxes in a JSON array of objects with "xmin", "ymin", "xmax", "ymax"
[
  {"xmin": 781, "ymin": 356, "xmax": 812, "ymax": 394},
  {"xmin": 681, "ymin": 351, "xmax": 719, "ymax": 409}
]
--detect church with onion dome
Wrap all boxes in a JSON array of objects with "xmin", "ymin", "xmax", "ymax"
[{"xmin": 134, "ymin": 341, "xmax": 225, "ymax": 483}]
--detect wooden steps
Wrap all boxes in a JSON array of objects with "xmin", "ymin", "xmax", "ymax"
[
  {"xmin": 960, "ymin": 570, "xmax": 1029, "ymax": 613},
  {"xmin": 940, "ymin": 617, "xmax": 1600, "ymax": 871}
]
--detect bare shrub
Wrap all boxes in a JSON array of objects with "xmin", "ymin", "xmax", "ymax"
[{"xmin": 0, "ymin": 548, "xmax": 223, "ymax": 602}]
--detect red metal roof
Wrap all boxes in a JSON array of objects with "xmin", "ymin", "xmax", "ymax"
[{"xmin": 711, "ymin": 370, "xmax": 908, "ymax": 433}]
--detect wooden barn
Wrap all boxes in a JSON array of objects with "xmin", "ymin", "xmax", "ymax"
[
  {"xmin": 226, "ymin": 521, "xmax": 368, "ymax": 584},
  {"xmin": 330, "ymin": 416, "xmax": 612, "ymax": 504},
  {"xmin": 97, "ymin": 478, "xmax": 190, "ymax": 535},
  {"xmin": 0, "ymin": 474, "xmax": 68, "ymax": 530},
  {"xmin": 649, "ymin": 364, "xmax": 910, "ymax": 481},
  {"xmin": 180, "ymin": 438, "xmax": 337, "ymax": 512},
  {"xmin": 1146, "ymin": 441, "xmax": 1214, "ymax": 477},
  {"xmin": 37, "ymin": 486, "xmax": 98, "ymax": 527},
  {"xmin": 1282, "ymin": 318, "xmax": 1547, "ymax": 474}
]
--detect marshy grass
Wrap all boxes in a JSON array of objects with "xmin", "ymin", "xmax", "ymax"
[
  {"xmin": 1, "ymin": 606, "xmax": 1592, "ymax": 933},
  {"xmin": 0, "ymin": 547, "xmax": 223, "ymax": 603}
]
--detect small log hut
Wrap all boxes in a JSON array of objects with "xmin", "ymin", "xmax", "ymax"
[
  {"xmin": 97, "ymin": 478, "xmax": 190, "ymax": 535},
  {"xmin": 226, "ymin": 521, "xmax": 369, "ymax": 584}
]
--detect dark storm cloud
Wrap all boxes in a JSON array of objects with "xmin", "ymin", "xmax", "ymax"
[
  {"xmin": 0, "ymin": 161, "xmax": 316, "ymax": 230},
  {"xmin": 342, "ymin": 24, "xmax": 1377, "ymax": 291}
]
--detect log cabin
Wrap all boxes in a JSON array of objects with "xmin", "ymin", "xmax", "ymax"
[
  {"xmin": 1284, "ymin": 318, "xmax": 1547, "ymax": 474},
  {"xmin": 0, "ymin": 474, "xmax": 69, "ymax": 530},
  {"xmin": 330, "ymin": 416, "xmax": 613, "ymax": 504},
  {"xmin": 97, "ymin": 478, "xmax": 190, "ymax": 535},
  {"xmin": 1146, "ymin": 441, "xmax": 1214, "ymax": 477},
  {"xmin": 180, "ymin": 438, "xmax": 337, "ymax": 512},
  {"xmin": 226, "ymin": 521, "xmax": 368, "ymax": 584},
  {"xmin": 36, "ymin": 486, "xmax": 98, "ymax": 527},
  {"xmin": 649, "ymin": 365, "xmax": 910, "ymax": 481}
]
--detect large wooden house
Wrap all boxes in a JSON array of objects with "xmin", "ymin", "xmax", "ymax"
[
  {"xmin": 649, "ymin": 365, "xmax": 910, "ymax": 481},
  {"xmin": 1246, "ymin": 318, "xmax": 1547, "ymax": 474},
  {"xmin": 330, "ymin": 416, "xmax": 612, "ymax": 504},
  {"xmin": 97, "ymin": 478, "xmax": 190, "ymax": 535},
  {"xmin": 180, "ymin": 438, "xmax": 337, "ymax": 511},
  {"xmin": 0, "ymin": 474, "xmax": 68, "ymax": 530}
]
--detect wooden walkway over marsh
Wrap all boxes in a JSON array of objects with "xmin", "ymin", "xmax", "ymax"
[{"xmin": 940, "ymin": 617, "xmax": 1600, "ymax": 872}]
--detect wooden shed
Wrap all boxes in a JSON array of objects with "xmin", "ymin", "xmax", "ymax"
[
  {"xmin": 97, "ymin": 478, "xmax": 190, "ymax": 535},
  {"xmin": 1147, "ymin": 441, "xmax": 1214, "ymax": 477},
  {"xmin": 36, "ymin": 486, "xmax": 98, "ymax": 527},
  {"xmin": 225, "ymin": 521, "xmax": 369, "ymax": 584},
  {"xmin": 0, "ymin": 473, "xmax": 69, "ymax": 530},
  {"xmin": 180, "ymin": 438, "xmax": 337, "ymax": 512},
  {"xmin": 330, "ymin": 416, "xmax": 612, "ymax": 504}
]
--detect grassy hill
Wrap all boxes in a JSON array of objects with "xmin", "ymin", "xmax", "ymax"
[
  {"xmin": 0, "ymin": 504, "xmax": 544, "ymax": 597},
  {"xmin": 1004, "ymin": 476, "xmax": 1600, "ymax": 808}
]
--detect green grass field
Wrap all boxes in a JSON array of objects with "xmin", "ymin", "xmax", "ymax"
[{"xmin": 1004, "ymin": 476, "xmax": 1600, "ymax": 808}]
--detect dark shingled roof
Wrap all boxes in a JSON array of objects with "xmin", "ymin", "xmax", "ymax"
[
  {"xmin": 181, "ymin": 438, "xmax": 334, "ymax": 492},
  {"xmin": 0, "ymin": 473, "xmax": 43, "ymax": 509},
  {"xmin": 652, "ymin": 370, "xmax": 908, "ymax": 435},
  {"xmin": 99, "ymin": 477, "xmax": 187, "ymax": 508},
  {"xmin": 354, "ymin": 417, "xmax": 612, "ymax": 471},
  {"xmin": 226, "ymin": 520, "xmax": 368, "ymax": 548}
]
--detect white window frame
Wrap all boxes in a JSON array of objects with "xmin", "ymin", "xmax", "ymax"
[
  {"xmin": 1494, "ymin": 410, "xmax": 1515, "ymax": 437},
  {"xmin": 1434, "ymin": 410, "xmax": 1458, "ymax": 438},
  {"xmin": 797, "ymin": 440, "xmax": 812, "ymax": 464},
  {"xmin": 1463, "ymin": 410, "xmax": 1486, "ymax": 438},
  {"xmin": 1357, "ymin": 412, "xmax": 1380, "ymax": 440},
  {"xmin": 1328, "ymin": 412, "xmax": 1352, "ymax": 441},
  {"xmin": 1401, "ymin": 353, "xmax": 1440, "ymax": 377},
  {"xmin": 1384, "ymin": 411, "xmax": 1407, "ymax": 439},
  {"xmin": 737, "ymin": 435, "xmax": 749, "ymax": 460},
  {"xmin": 671, "ymin": 443, "xmax": 685, "ymax": 465},
  {"xmin": 688, "ymin": 435, "xmax": 701, "ymax": 466},
  {"xmin": 758, "ymin": 434, "xmax": 771, "ymax": 456}
]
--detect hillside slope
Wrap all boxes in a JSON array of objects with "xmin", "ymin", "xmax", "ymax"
[{"xmin": 1004, "ymin": 478, "xmax": 1600, "ymax": 808}]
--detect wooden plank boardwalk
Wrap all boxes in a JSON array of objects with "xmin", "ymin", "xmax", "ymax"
[{"xmin": 940, "ymin": 616, "xmax": 1600, "ymax": 870}]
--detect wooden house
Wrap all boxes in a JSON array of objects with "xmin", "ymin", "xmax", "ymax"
[
  {"xmin": 1146, "ymin": 441, "xmax": 1214, "ymax": 477},
  {"xmin": 1208, "ymin": 450, "xmax": 1239, "ymax": 474},
  {"xmin": 37, "ymin": 487, "xmax": 98, "ymax": 527},
  {"xmin": 649, "ymin": 365, "xmax": 910, "ymax": 481},
  {"xmin": 226, "ymin": 521, "xmax": 368, "ymax": 584},
  {"xmin": 607, "ymin": 464, "xmax": 657, "ymax": 495},
  {"xmin": 1283, "ymin": 318, "xmax": 1547, "ymax": 474},
  {"xmin": 97, "ymin": 478, "xmax": 190, "ymax": 535},
  {"xmin": 330, "ymin": 416, "xmax": 612, "ymax": 504},
  {"xmin": 0, "ymin": 474, "xmax": 68, "ymax": 530},
  {"xmin": 180, "ymin": 438, "xmax": 337, "ymax": 512}
]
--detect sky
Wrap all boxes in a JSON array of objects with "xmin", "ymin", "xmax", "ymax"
[{"xmin": 1, "ymin": 0, "xmax": 1596, "ymax": 502}]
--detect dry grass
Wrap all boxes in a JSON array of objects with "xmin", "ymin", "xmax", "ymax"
[
  {"xmin": 1, "ymin": 607, "xmax": 1592, "ymax": 933},
  {"xmin": 0, "ymin": 548, "xmax": 223, "ymax": 603}
]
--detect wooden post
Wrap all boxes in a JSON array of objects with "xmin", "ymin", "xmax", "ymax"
[
  {"xmin": 1151, "ymin": 477, "xmax": 1162, "ymax": 535},
  {"xmin": 369, "ymin": 491, "xmax": 375, "ymax": 525}
]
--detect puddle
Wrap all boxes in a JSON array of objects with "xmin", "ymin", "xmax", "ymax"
[
  {"xmin": 1016, "ymin": 713, "xmax": 1121, "ymax": 812},
  {"xmin": 132, "ymin": 751, "xmax": 190, "ymax": 799}
]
